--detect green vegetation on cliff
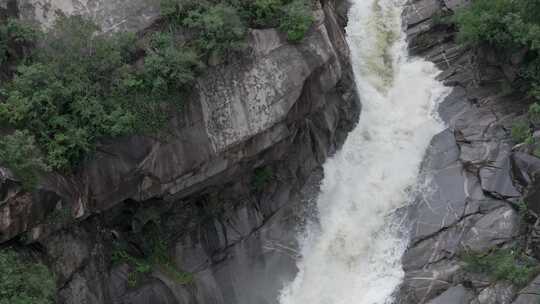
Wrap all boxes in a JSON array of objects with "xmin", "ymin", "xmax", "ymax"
[
  {"xmin": 455, "ymin": 0, "xmax": 540, "ymax": 145},
  {"xmin": 0, "ymin": 250, "xmax": 56, "ymax": 304},
  {"xmin": 456, "ymin": 0, "xmax": 540, "ymax": 101},
  {"xmin": 161, "ymin": 0, "xmax": 314, "ymax": 43},
  {"xmin": 0, "ymin": 19, "xmax": 36, "ymax": 68},
  {"xmin": 462, "ymin": 248, "xmax": 539, "ymax": 287},
  {"xmin": 0, "ymin": 0, "xmax": 314, "ymax": 188}
]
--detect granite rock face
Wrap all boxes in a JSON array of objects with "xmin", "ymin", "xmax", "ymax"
[
  {"xmin": 398, "ymin": 0, "xmax": 534, "ymax": 303},
  {"xmin": 0, "ymin": 1, "xmax": 359, "ymax": 303},
  {"xmin": 16, "ymin": 0, "xmax": 160, "ymax": 32}
]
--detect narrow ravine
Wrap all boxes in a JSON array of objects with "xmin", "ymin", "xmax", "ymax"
[{"xmin": 278, "ymin": 0, "xmax": 450, "ymax": 303}]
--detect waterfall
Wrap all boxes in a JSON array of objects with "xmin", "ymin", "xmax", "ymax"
[{"xmin": 278, "ymin": 0, "xmax": 450, "ymax": 303}]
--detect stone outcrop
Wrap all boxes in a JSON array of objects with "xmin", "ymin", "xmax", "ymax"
[
  {"xmin": 0, "ymin": 1, "xmax": 359, "ymax": 303},
  {"xmin": 16, "ymin": 0, "xmax": 160, "ymax": 32},
  {"xmin": 399, "ymin": 0, "xmax": 538, "ymax": 303}
]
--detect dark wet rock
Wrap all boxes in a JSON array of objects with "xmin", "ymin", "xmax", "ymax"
[
  {"xmin": 426, "ymin": 285, "xmax": 475, "ymax": 304},
  {"xmin": 409, "ymin": 165, "xmax": 481, "ymax": 242},
  {"xmin": 511, "ymin": 152, "xmax": 540, "ymax": 215},
  {"xmin": 398, "ymin": 260, "xmax": 462, "ymax": 303},
  {"xmin": 421, "ymin": 129, "xmax": 460, "ymax": 171},
  {"xmin": 403, "ymin": 0, "xmax": 441, "ymax": 28},
  {"xmin": 479, "ymin": 150, "xmax": 521, "ymax": 199},
  {"xmin": 511, "ymin": 152, "xmax": 540, "ymax": 188},
  {"xmin": 120, "ymin": 279, "xmax": 178, "ymax": 304},
  {"xmin": 45, "ymin": 228, "xmax": 90, "ymax": 284},
  {"xmin": 403, "ymin": 213, "xmax": 481, "ymax": 271}
]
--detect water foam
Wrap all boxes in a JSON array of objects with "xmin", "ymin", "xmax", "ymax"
[{"xmin": 278, "ymin": 0, "xmax": 450, "ymax": 303}]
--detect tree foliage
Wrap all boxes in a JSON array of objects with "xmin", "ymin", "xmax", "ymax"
[
  {"xmin": 278, "ymin": 0, "xmax": 314, "ymax": 42},
  {"xmin": 0, "ymin": 16, "xmax": 204, "ymax": 183},
  {"xmin": 0, "ymin": 131, "xmax": 49, "ymax": 189},
  {"xmin": 0, "ymin": 19, "xmax": 36, "ymax": 66},
  {"xmin": 455, "ymin": 0, "xmax": 540, "ymax": 98},
  {"xmin": 0, "ymin": 250, "xmax": 56, "ymax": 304}
]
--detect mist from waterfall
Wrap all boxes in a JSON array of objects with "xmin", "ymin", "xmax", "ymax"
[{"xmin": 278, "ymin": 0, "xmax": 450, "ymax": 303}]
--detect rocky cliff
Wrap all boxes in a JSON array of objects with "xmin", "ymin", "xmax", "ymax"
[
  {"xmin": 399, "ymin": 0, "xmax": 540, "ymax": 303},
  {"xmin": 0, "ymin": 1, "xmax": 359, "ymax": 303}
]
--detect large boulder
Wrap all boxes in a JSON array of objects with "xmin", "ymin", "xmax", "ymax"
[{"xmin": 427, "ymin": 285, "xmax": 475, "ymax": 304}]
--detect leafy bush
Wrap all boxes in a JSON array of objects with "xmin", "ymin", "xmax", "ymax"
[
  {"xmin": 0, "ymin": 16, "xmax": 138, "ymax": 171},
  {"xmin": 0, "ymin": 131, "xmax": 50, "ymax": 189},
  {"xmin": 454, "ymin": 0, "xmax": 517, "ymax": 46},
  {"xmin": 455, "ymin": 0, "xmax": 540, "ymax": 100},
  {"xmin": 143, "ymin": 32, "xmax": 203, "ymax": 97},
  {"xmin": 0, "ymin": 19, "xmax": 37, "ymax": 66},
  {"xmin": 112, "ymin": 237, "xmax": 193, "ymax": 287},
  {"xmin": 0, "ymin": 249, "xmax": 56, "ymax": 304},
  {"xmin": 279, "ymin": 0, "xmax": 314, "ymax": 42},
  {"xmin": 511, "ymin": 120, "xmax": 531, "ymax": 143},
  {"xmin": 245, "ymin": 0, "xmax": 283, "ymax": 27},
  {"xmin": 183, "ymin": 3, "xmax": 247, "ymax": 58},
  {"xmin": 529, "ymin": 102, "xmax": 540, "ymax": 124},
  {"xmin": 161, "ymin": 0, "xmax": 313, "ymax": 47},
  {"xmin": 0, "ymin": 16, "xmax": 204, "ymax": 184},
  {"xmin": 160, "ymin": 0, "xmax": 209, "ymax": 25},
  {"xmin": 462, "ymin": 248, "xmax": 538, "ymax": 287}
]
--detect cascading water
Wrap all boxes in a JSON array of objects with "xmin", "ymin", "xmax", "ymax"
[{"xmin": 278, "ymin": 0, "xmax": 450, "ymax": 303}]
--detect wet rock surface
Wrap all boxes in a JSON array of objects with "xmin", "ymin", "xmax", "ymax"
[{"xmin": 399, "ymin": 0, "xmax": 538, "ymax": 303}]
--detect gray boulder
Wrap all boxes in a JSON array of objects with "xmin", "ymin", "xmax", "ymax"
[{"xmin": 427, "ymin": 285, "xmax": 475, "ymax": 304}]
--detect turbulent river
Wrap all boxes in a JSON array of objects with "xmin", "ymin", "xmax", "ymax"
[{"xmin": 278, "ymin": 0, "xmax": 450, "ymax": 303}]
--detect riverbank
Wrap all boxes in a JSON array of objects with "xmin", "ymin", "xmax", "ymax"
[{"xmin": 397, "ymin": 0, "xmax": 540, "ymax": 303}]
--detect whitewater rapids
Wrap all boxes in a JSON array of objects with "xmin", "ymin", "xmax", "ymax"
[{"xmin": 278, "ymin": 0, "xmax": 450, "ymax": 303}]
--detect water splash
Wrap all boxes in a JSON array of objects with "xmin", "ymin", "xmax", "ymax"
[{"xmin": 278, "ymin": 0, "xmax": 450, "ymax": 303}]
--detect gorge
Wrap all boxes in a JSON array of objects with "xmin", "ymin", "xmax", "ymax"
[{"xmin": 1, "ymin": 0, "xmax": 540, "ymax": 303}]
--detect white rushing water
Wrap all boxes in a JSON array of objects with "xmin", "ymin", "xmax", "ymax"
[{"xmin": 278, "ymin": 0, "xmax": 450, "ymax": 303}]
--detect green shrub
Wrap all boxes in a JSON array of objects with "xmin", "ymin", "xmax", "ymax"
[
  {"xmin": 455, "ymin": 0, "xmax": 540, "ymax": 100},
  {"xmin": 0, "ymin": 15, "xmax": 204, "ymax": 182},
  {"xmin": 252, "ymin": 167, "xmax": 273, "ymax": 191},
  {"xmin": 112, "ymin": 230, "xmax": 193, "ymax": 287},
  {"xmin": 246, "ymin": 0, "xmax": 283, "ymax": 27},
  {"xmin": 454, "ymin": 0, "xmax": 517, "ymax": 46},
  {"xmin": 0, "ymin": 131, "xmax": 50, "ymax": 189},
  {"xmin": 462, "ymin": 248, "xmax": 538, "ymax": 287},
  {"xmin": 0, "ymin": 250, "xmax": 56, "ymax": 304},
  {"xmin": 183, "ymin": 3, "xmax": 247, "ymax": 58},
  {"xmin": 0, "ymin": 16, "xmax": 137, "ymax": 171},
  {"xmin": 529, "ymin": 102, "xmax": 540, "ymax": 124},
  {"xmin": 511, "ymin": 120, "xmax": 531, "ymax": 143},
  {"xmin": 160, "ymin": 0, "xmax": 209, "ymax": 25},
  {"xmin": 143, "ymin": 32, "xmax": 203, "ymax": 97},
  {"xmin": 279, "ymin": 0, "xmax": 314, "ymax": 42},
  {"xmin": 0, "ymin": 19, "xmax": 37, "ymax": 66}
]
